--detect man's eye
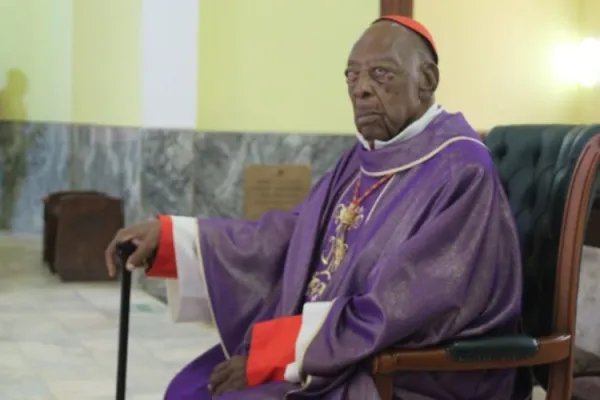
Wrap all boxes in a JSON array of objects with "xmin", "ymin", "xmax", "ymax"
[
  {"xmin": 372, "ymin": 67, "xmax": 389, "ymax": 77},
  {"xmin": 345, "ymin": 70, "xmax": 359, "ymax": 82}
]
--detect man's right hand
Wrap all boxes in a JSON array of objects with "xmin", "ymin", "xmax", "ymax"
[{"xmin": 105, "ymin": 220, "xmax": 161, "ymax": 277}]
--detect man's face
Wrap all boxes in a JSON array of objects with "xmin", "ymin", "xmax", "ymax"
[{"xmin": 346, "ymin": 22, "xmax": 432, "ymax": 142}]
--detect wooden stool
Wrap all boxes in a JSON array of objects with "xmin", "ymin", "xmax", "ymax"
[
  {"xmin": 43, "ymin": 191, "xmax": 102, "ymax": 272},
  {"xmin": 43, "ymin": 191, "xmax": 123, "ymax": 281}
]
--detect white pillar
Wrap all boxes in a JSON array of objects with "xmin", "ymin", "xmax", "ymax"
[{"xmin": 141, "ymin": 0, "xmax": 199, "ymax": 129}]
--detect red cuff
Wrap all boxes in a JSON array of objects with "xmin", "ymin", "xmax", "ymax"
[
  {"xmin": 246, "ymin": 315, "xmax": 302, "ymax": 387},
  {"xmin": 146, "ymin": 215, "xmax": 178, "ymax": 279}
]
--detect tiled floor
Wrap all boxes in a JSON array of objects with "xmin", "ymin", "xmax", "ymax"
[{"xmin": 0, "ymin": 236, "xmax": 218, "ymax": 399}]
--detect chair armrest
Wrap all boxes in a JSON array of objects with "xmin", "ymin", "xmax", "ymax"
[
  {"xmin": 372, "ymin": 334, "xmax": 571, "ymax": 374},
  {"xmin": 448, "ymin": 334, "xmax": 538, "ymax": 361}
]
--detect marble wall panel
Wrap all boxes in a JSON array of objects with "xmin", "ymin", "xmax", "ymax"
[
  {"xmin": 140, "ymin": 130, "xmax": 195, "ymax": 219},
  {"xmin": 192, "ymin": 133, "xmax": 354, "ymax": 218},
  {"xmin": 70, "ymin": 125, "xmax": 143, "ymax": 225},
  {"xmin": 308, "ymin": 135, "xmax": 356, "ymax": 182},
  {"xmin": 0, "ymin": 122, "xmax": 70, "ymax": 234},
  {"xmin": 0, "ymin": 122, "xmax": 354, "ymax": 233},
  {"xmin": 192, "ymin": 133, "xmax": 311, "ymax": 218}
]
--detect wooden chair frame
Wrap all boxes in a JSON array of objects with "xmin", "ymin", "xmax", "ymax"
[{"xmin": 370, "ymin": 134, "xmax": 600, "ymax": 400}]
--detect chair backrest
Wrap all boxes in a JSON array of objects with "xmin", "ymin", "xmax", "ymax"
[{"xmin": 484, "ymin": 124, "xmax": 600, "ymax": 387}]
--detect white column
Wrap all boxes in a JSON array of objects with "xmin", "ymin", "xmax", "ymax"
[{"xmin": 141, "ymin": 0, "xmax": 199, "ymax": 129}]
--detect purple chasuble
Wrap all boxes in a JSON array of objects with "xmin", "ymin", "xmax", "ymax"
[{"xmin": 165, "ymin": 111, "xmax": 532, "ymax": 400}]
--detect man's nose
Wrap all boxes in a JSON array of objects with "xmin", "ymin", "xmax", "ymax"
[{"xmin": 352, "ymin": 73, "xmax": 374, "ymax": 99}]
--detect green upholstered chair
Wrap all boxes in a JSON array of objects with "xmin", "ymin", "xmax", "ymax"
[{"xmin": 371, "ymin": 124, "xmax": 600, "ymax": 400}]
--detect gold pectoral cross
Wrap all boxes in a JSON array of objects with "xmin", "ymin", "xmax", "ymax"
[
  {"xmin": 308, "ymin": 203, "xmax": 365, "ymax": 301},
  {"xmin": 320, "ymin": 203, "xmax": 364, "ymax": 272},
  {"xmin": 336, "ymin": 203, "xmax": 363, "ymax": 230}
]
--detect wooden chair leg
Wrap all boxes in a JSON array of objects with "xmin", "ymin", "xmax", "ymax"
[
  {"xmin": 546, "ymin": 358, "xmax": 573, "ymax": 400},
  {"xmin": 374, "ymin": 374, "xmax": 393, "ymax": 400}
]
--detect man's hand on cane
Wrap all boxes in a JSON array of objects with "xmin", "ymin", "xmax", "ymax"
[{"xmin": 105, "ymin": 220, "xmax": 161, "ymax": 277}]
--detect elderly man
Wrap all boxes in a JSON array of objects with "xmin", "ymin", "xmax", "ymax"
[{"xmin": 106, "ymin": 16, "xmax": 531, "ymax": 399}]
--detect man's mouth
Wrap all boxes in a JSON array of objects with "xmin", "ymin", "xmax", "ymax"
[{"xmin": 356, "ymin": 113, "xmax": 380, "ymax": 123}]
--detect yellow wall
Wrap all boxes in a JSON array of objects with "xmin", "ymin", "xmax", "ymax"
[
  {"xmin": 0, "ymin": 0, "xmax": 595, "ymax": 130},
  {"xmin": 414, "ymin": 0, "xmax": 581, "ymax": 131},
  {"xmin": 200, "ymin": 0, "xmax": 590, "ymax": 133},
  {"xmin": 576, "ymin": 0, "xmax": 600, "ymax": 124},
  {"xmin": 71, "ymin": 0, "xmax": 142, "ymax": 126},
  {"xmin": 197, "ymin": 0, "xmax": 379, "ymax": 133},
  {"xmin": 0, "ymin": 0, "xmax": 72, "ymax": 122}
]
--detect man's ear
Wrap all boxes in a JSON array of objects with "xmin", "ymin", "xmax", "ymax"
[{"xmin": 419, "ymin": 62, "xmax": 439, "ymax": 99}]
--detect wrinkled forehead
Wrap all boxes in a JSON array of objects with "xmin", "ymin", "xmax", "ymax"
[{"xmin": 348, "ymin": 22, "xmax": 410, "ymax": 63}]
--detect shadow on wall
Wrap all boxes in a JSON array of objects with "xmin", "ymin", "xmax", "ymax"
[
  {"xmin": 0, "ymin": 68, "xmax": 29, "ymax": 120},
  {"xmin": 0, "ymin": 68, "xmax": 39, "ymax": 230}
]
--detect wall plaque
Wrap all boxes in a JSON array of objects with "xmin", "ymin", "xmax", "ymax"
[{"xmin": 243, "ymin": 165, "xmax": 311, "ymax": 220}]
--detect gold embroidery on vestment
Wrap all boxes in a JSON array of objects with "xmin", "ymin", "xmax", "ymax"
[{"xmin": 306, "ymin": 203, "xmax": 364, "ymax": 300}]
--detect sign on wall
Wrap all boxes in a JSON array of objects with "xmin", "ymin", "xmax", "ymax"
[{"xmin": 243, "ymin": 165, "xmax": 312, "ymax": 220}]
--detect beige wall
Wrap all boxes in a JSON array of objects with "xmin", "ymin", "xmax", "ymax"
[
  {"xmin": 415, "ymin": 0, "xmax": 582, "ymax": 131},
  {"xmin": 199, "ymin": 0, "xmax": 591, "ymax": 133},
  {"xmin": 197, "ymin": 0, "xmax": 378, "ymax": 133},
  {"xmin": 0, "ymin": 0, "xmax": 72, "ymax": 122},
  {"xmin": 576, "ymin": 0, "xmax": 600, "ymax": 124},
  {"xmin": 0, "ymin": 0, "xmax": 595, "ymax": 130},
  {"xmin": 71, "ymin": 0, "xmax": 142, "ymax": 126}
]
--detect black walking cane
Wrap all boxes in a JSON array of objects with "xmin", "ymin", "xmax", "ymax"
[{"xmin": 115, "ymin": 241, "xmax": 137, "ymax": 400}]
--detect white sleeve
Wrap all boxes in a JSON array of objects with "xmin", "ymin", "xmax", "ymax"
[
  {"xmin": 164, "ymin": 216, "xmax": 215, "ymax": 326},
  {"xmin": 284, "ymin": 301, "xmax": 334, "ymax": 383}
]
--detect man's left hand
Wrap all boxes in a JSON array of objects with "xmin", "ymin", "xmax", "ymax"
[{"xmin": 208, "ymin": 355, "xmax": 249, "ymax": 396}]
